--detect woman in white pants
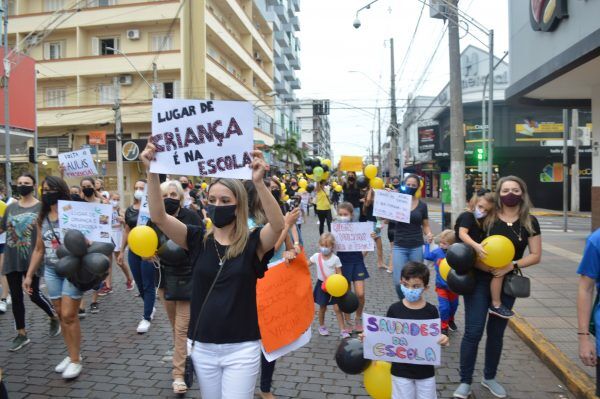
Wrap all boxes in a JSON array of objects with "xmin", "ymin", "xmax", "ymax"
[{"xmin": 141, "ymin": 143, "xmax": 284, "ymax": 399}]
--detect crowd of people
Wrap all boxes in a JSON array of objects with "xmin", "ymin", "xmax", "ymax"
[{"xmin": 6, "ymin": 148, "xmax": 595, "ymax": 399}]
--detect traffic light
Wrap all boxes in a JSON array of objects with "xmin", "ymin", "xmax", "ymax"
[{"xmin": 475, "ymin": 147, "xmax": 487, "ymax": 161}]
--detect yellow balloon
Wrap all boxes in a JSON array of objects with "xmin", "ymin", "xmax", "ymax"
[
  {"xmin": 364, "ymin": 164, "xmax": 378, "ymax": 179},
  {"xmin": 322, "ymin": 172, "xmax": 330, "ymax": 181},
  {"xmin": 201, "ymin": 182, "xmax": 207, "ymax": 190},
  {"xmin": 322, "ymin": 159, "xmax": 332, "ymax": 168},
  {"xmin": 297, "ymin": 187, "xmax": 306, "ymax": 194},
  {"xmin": 439, "ymin": 258, "xmax": 451, "ymax": 281},
  {"xmin": 128, "ymin": 226, "xmax": 158, "ymax": 258},
  {"xmin": 480, "ymin": 235, "xmax": 516, "ymax": 268},
  {"xmin": 325, "ymin": 274, "xmax": 348, "ymax": 297},
  {"xmin": 205, "ymin": 218, "xmax": 213, "ymax": 230},
  {"xmin": 332, "ymin": 181, "xmax": 338, "ymax": 187},
  {"xmin": 415, "ymin": 178, "xmax": 424, "ymax": 199},
  {"xmin": 299, "ymin": 178, "xmax": 308, "ymax": 189},
  {"xmin": 280, "ymin": 182, "xmax": 286, "ymax": 190},
  {"xmin": 283, "ymin": 195, "xmax": 290, "ymax": 201},
  {"xmin": 307, "ymin": 174, "xmax": 314, "ymax": 180},
  {"xmin": 370, "ymin": 177, "xmax": 384, "ymax": 190},
  {"xmin": 335, "ymin": 185, "xmax": 343, "ymax": 193},
  {"xmin": 0, "ymin": 200, "xmax": 6, "ymax": 217},
  {"xmin": 364, "ymin": 361, "xmax": 392, "ymax": 399}
]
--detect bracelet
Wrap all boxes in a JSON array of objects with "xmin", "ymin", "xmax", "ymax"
[{"xmin": 577, "ymin": 332, "xmax": 590, "ymax": 335}]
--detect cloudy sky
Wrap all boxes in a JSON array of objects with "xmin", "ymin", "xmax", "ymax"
[{"xmin": 296, "ymin": 0, "xmax": 509, "ymax": 163}]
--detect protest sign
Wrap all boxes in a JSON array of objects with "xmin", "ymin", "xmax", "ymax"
[
  {"xmin": 137, "ymin": 189, "xmax": 150, "ymax": 226},
  {"xmin": 58, "ymin": 200, "xmax": 113, "ymax": 243},
  {"xmin": 362, "ymin": 312, "xmax": 442, "ymax": 366},
  {"xmin": 58, "ymin": 149, "xmax": 98, "ymax": 178},
  {"xmin": 150, "ymin": 99, "xmax": 253, "ymax": 179},
  {"xmin": 338, "ymin": 155, "xmax": 363, "ymax": 172},
  {"xmin": 257, "ymin": 252, "xmax": 313, "ymax": 353},
  {"xmin": 331, "ymin": 222, "xmax": 374, "ymax": 252},
  {"xmin": 373, "ymin": 189, "xmax": 412, "ymax": 223}
]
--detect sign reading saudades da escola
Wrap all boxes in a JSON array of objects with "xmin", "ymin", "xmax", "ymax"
[{"xmin": 530, "ymin": 0, "xmax": 568, "ymax": 32}]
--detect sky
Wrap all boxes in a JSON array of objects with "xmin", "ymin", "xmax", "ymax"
[{"xmin": 296, "ymin": 0, "xmax": 509, "ymax": 164}]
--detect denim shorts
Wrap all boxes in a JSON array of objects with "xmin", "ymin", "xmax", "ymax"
[{"xmin": 44, "ymin": 264, "xmax": 83, "ymax": 300}]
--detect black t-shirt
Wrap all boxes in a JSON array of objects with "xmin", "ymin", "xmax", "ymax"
[
  {"xmin": 149, "ymin": 207, "xmax": 201, "ymax": 268},
  {"xmin": 186, "ymin": 226, "xmax": 274, "ymax": 344},
  {"xmin": 394, "ymin": 201, "xmax": 428, "ymax": 248},
  {"xmin": 487, "ymin": 216, "xmax": 541, "ymax": 261},
  {"xmin": 454, "ymin": 211, "xmax": 483, "ymax": 244},
  {"xmin": 343, "ymin": 184, "xmax": 361, "ymax": 208},
  {"xmin": 386, "ymin": 301, "xmax": 439, "ymax": 379},
  {"xmin": 125, "ymin": 205, "xmax": 139, "ymax": 229}
]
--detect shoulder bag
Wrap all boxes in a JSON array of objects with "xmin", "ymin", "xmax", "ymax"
[
  {"xmin": 162, "ymin": 264, "xmax": 193, "ymax": 301},
  {"xmin": 317, "ymin": 253, "xmax": 328, "ymax": 292},
  {"xmin": 503, "ymin": 266, "xmax": 530, "ymax": 298}
]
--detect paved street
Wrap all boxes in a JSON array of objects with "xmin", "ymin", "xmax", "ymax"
[{"xmin": 0, "ymin": 211, "xmax": 575, "ymax": 398}]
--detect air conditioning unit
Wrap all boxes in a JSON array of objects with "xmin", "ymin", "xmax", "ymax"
[
  {"xmin": 45, "ymin": 148, "xmax": 59, "ymax": 157},
  {"xmin": 119, "ymin": 74, "xmax": 133, "ymax": 85},
  {"xmin": 254, "ymin": 52, "xmax": 262, "ymax": 62},
  {"xmin": 126, "ymin": 29, "xmax": 140, "ymax": 40}
]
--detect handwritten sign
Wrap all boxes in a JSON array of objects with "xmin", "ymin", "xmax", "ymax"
[
  {"xmin": 256, "ymin": 252, "xmax": 313, "ymax": 353},
  {"xmin": 58, "ymin": 149, "xmax": 98, "ymax": 178},
  {"xmin": 58, "ymin": 200, "xmax": 112, "ymax": 243},
  {"xmin": 373, "ymin": 189, "xmax": 412, "ymax": 223},
  {"xmin": 137, "ymin": 189, "xmax": 150, "ymax": 226},
  {"xmin": 338, "ymin": 155, "xmax": 363, "ymax": 172},
  {"xmin": 331, "ymin": 222, "xmax": 374, "ymax": 252},
  {"xmin": 150, "ymin": 99, "xmax": 253, "ymax": 179},
  {"xmin": 362, "ymin": 313, "xmax": 442, "ymax": 366}
]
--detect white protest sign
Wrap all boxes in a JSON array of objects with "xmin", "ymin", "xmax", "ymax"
[
  {"xmin": 58, "ymin": 149, "xmax": 98, "ymax": 178},
  {"xmin": 331, "ymin": 222, "xmax": 374, "ymax": 252},
  {"xmin": 150, "ymin": 99, "xmax": 253, "ymax": 179},
  {"xmin": 362, "ymin": 312, "xmax": 442, "ymax": 366},
  {"xmin": 137, "ymin": 188, "xmax": 150, "ymax": 226},
  {"xmin": 373, "ymin": 189, "xmax": 412, "ymax": 223},
  {"xmin": 58, "ymin": 200, "xmax": 113, "ymax": 243}
]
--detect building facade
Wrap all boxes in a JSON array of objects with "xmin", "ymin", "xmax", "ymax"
[
  {"xmin": 6, "ymin": 0, "xmax": 275, "ymax": 201},
  {"xmin": 299, "ymin": 99, "xmax": 332, "ymax": 160}
]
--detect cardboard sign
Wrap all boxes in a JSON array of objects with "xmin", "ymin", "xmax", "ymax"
[
  {"xmin": 373, "ymin": 189, "xmax": 412, "ymax": 223},
  {"xmin": 256, "ymin": 252, "xmax": 313, "ymax": 353},
  {"xmin": 58, "ymin": 149, "xmax": 98, "ymax": 178},
  {"xmin": 58, "ymin": 200, "xmax": 113, "ymax": 243},
  {"xmin": 338, "ymin": 155, "xmax": 363, "ymax": 172},
  {"xmin": 331, "ymin": 222, "xmax": 374, "ymax": 252},
  {"xmin": 150, "ymin": 99, "xmax": 253, "ymax": 179},
  {"xmin": 137, "ymin": 189, "xmax": 150, "ymax": 226},
  {"xmin": 362, "ymin": 313, "xmax": 442, "ymax": 366}
]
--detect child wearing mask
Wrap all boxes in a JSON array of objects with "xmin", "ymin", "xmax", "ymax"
[
  {"xmin": 424, "ymin": 229, "xmax": 457, "ymax": 335},
  {"xmin": 309, "ymin": 233, "xmax": 347, "ymax": 338}
]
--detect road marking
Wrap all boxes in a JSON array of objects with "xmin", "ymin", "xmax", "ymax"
[{"xmin": 542, "ymin": 242, "xmax": 582, "ymax": 263}]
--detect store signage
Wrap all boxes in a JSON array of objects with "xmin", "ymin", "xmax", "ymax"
[
  {"xmin": 108, "ymin": 139, "xmax": 146, "ymax": 162},
  {"xmin": 89, "ymin": 131, "xmax": 106, "ymax": 145},
  {"xmin": 418, "ymin": 125, "xmax": 437, "ymax": 152},
  {"xmin": 530, "ymin": 0, "xmax": 568, "ymax": 32}
]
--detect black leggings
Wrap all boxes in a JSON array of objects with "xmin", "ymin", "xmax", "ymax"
[
  {"xmin": 260, "ymin": 354, "xmax": 276, "ymax": 393},
  {"xmin": 6, "ymin": 271, "xmax": 55, "ymax": 331},
  {"xmin": 316, "ymin": 209, "xmax": 332, "ymax": 235}
]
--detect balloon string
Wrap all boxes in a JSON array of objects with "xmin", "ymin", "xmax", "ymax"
[{"xmin": 153, "ymin": 260, "xmax": 161, "ymax": 297}]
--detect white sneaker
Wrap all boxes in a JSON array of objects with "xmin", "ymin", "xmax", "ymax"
[
  {"xmin": 136, "ymin": 319, "xmax": 151, "ymax": 334},
  {"xmin": 150, "ymin": 307, "xmax": 156, "ymax": 321},
  {"xmin": 6, "ymin": 295, "xmax": 11, "ymax": 305},
  {"xmin": 0, "ymin": 299, "xmax": 6, "ymax": 314},
  {"xmin": 62, "ymin": 362, "xmax": 82, "ymax": 379},
  {"xmin": 55, "ymin": 357, "xmax": 71, "ymax": 373}
]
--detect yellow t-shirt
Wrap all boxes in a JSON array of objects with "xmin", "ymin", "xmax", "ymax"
[{"xmin": 316, "ymin": 189, "xmax": 331, "ymax": 210}]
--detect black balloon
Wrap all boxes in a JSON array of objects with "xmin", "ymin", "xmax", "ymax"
[
  {"xmin": 55, "ymin": 255, "xmax": 81, "ymax": 278},
  {"xmin": 70, "ymin": 266, "xmax": 103, "ymax": 292},
  {"xmin": 157, "ymin": 240, "xmax": 187, "ymax": 265},
  {"xmin": 56, "ymin": 245, "xmax": 72, "ymax": 259},
  {"xmin": 306, "ymin": 183, "xmax": 315, "ymax": 193},
  {"xmin": 356, "ymin": 176, "xmax": 369, "ymax": 189},
  {"xmin": 447, "ymin": 270, "xmax": 476, "ymax": 295},
  {"xmin": 446, "ymin": 243, "xmax": 475, "ymax": 275},
  {"xmin": 305, "ymin": 166, "xmax": 313, "ymax": 175},
  {"xmin": 337, "ymin": 291, "xmax": 359, "ymax": 313},
  {"xmin": 322, "ymin": 164, "xmax": 329, "ymax": 173},
  {"xmin": 82, "ymin": 253, "xmax": 111, "ymax": 277},
  {"xmin": 313, "ymin": 158, "xmax": 322, "ymax": 166},
  {"xmin": 335, "ymin": 337, "xmax": 371, "ymax": 375},
  {"xmin": 64, "ymin": 230, "xmax": 87, "ymax": 257},
  {"xmin": 304, "ymin": 158, "xmax": 312, "ymax": 166},
  {"xmin": 87, "ymin": 242, "xmax": 115, "ymax": 257}
]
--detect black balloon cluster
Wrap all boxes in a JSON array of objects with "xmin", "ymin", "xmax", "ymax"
[
  {"xmin": 445, "ymin": 243, "xmax": 476, "ymax": 295},
  {"xmin": 157, "ymin": 239, "xmax": 187, "ymax": 265},
  {"xmin": 303, "ymin": 158, "xmax": 329, "ymax": 175},
  {"xmin": 56, "ymin": 230, "xmax": 114, "ymax": 291}
]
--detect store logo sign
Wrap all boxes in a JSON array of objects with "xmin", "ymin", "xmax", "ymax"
[{"xmin": 530, "ymin": 0, "xmax": 568, "ymax": 32}]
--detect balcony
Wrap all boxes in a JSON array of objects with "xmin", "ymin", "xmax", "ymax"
[
  {"xmin": 291, "ymin": 16, "xmax": 300, "ymax": 31},
  {"xmin": 274, "ymin": 68, "xmax": 282, "ymax": 84},
  {"xmin": 274, "ymin": 4, "xmax": 288, "ymax": 24},
  {"xmin": 283, "ymin": 45, "xmax": 296, "ymax": 60},
  {"xmin": 275, "ymin": 81, "xmax": 290, "ymax": 95},
  {"xmin": 274, "ymin": 53, "xmax": 289, "ymax": 69},
  {"xmin": 275, "ymin": 30, "xmax": 288, "ymax": 47},
  {"xmin": 283, "ymin": 69, "xmax": 294, "ymax": 81},
  {"xmin": 291, "ymin": 0, "xmax": 300, "ymax": 12},
  {"xmin": 289, "ymin": 55, "xmax": 300, "ymax": 70},
  {"xmin": 290, "ymin": 77, "xmax": 301, "ymax": 90}
]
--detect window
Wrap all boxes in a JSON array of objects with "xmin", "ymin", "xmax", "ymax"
[
  {"xmin": 45, "ymin": 87, "xmax": 66, "ymax": 107},
  {"xmin": 98, "ymin": 84, "xmax": 119, "ymax": 105},
  {"xmin": 92, "ymin": 37, "xmax": 120, "ymax": 56},
  {"xmin": 45, "ymin": 0, "xmax": 65, "ymax": 12},
  {"xmin": 158, "ymin": 81, "xmax": 180, "ymax": 99},
  {"xmin": 38, "ymin": 136, "xmax": 71, "ymax": 154},
  {"xmin": 43, "ymin": 41, "xmax": 64, "ymax": 60},
  {"xmin": 151, "ymin": 34, "xmax": 173, "ymax": 51},
  {"xmin": 86, "ymin": 0, "xmax": 116, "ymax": 6}
]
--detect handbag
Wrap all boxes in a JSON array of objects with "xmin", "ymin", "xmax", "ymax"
[
  {"xmin": 163, "ymin": 264, "xmax": 193, "ymax": 301},
  {"xmin": 184, "ymin": 255, "xmax": 225, "ymax": 388},
  {"xmin": 503, "ymin": 266, "xmax": 530, "ymax": 298}
]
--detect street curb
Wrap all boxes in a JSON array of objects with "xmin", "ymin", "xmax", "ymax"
[
  {"xmin": 531, "ymin": 211, "xmax": 591, "ymax": 218},
  {"xmin": 509, "ymin": 312, "xmax": 596, "ymax": 399}
]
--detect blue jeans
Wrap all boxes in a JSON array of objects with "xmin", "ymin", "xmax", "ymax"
[
  {"xmin": 392, "ymin": 245, "xmax": 423, "ymax": 299},
  {"xmin": 128, "ymin": 250, "xmax": 156, "ymax": 321},
  {"xmin": 44, "ymin": 264, "xmax": 83, "ymax": 300},
  {"xmin": 459, "ymin": 272, "xmax": 516, "ymax": 384}
]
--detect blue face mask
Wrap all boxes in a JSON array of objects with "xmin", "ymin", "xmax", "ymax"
[
  {"xmin": 401, "ymin": 185, "xmax": 418, "ymax": 196},
  {"xmin": 338, "ymin": 216, "xmax": 351, "ymax": 223},
  {"xmin": 319, "ymin": 247, "xmax": 332, "ymax": 256},
  {"xmin": 400, "ymin": 285, "xmax": 424, "ymax": 302}
]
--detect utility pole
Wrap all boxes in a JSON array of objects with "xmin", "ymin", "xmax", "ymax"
[
  {"xmin": 113, "ymin": 77, "xmax": 124, "ymax": 209},
  {"xmin": 370, "ymin": 130, "xmax": 375, "ymax": 165},
  {"xmin": 487, "ymin": 29, "xmax": 494, "ymax": 190},
  {"xmin": 447, "ymin": 0, "xmax": 466, "ymax": 224},
  {"xmin": 377, "ymin": 107, "xmax": 381, "ymax": 174},
  {"xmin": 388, "ymin": 37, "xmax": 399, "ymax": 178},
  {"xmin": 562, "ymin": 109, "xmax": 569, "ymax": 232},
  {"xmin": 571, "ymin": 109, "xmax": 580, "ymax": 212},
  {"xmin": 2, "ymin": 0, "xmax": 10, "ymax": 197},
  {"xmin": 152, "ymin": 62, "xmax": 158, "ymax": 99}
]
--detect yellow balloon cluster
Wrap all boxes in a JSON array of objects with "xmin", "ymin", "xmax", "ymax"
[
  {"xmin": 370, "ymin": 177, "xmax": 384, "ymax": 190},
  {"xmin": 364, "ymin": 164, "xmax": 378, "ymax": 179},
  {"xmin": 298, "ymin": 179, "xmax": 308, "ymax": 189}
]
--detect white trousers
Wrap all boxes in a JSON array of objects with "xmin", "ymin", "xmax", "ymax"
[
  {"xmin": 188, "ymin": 339, "xmax": 261, "ymax": 399},
  {"xmin": 392, "ymin": 376, "xmax": 437, "ymax": 399}
]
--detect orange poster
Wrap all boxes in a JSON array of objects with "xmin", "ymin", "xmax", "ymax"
[{"xmin": 256, "ymin": 252, "xmax": 313, "ymax": 353}]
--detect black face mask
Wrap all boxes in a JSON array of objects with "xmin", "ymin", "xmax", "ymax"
[
  {"xmin": 42, "ymin": 192, "xmax": 61, "ymax": 206},
  {"xmin": 194, "ymin": 184, "xmax": 201, "ymax": 190},
  {"xmin": 348, "ymin": 177, "xmax": 356, "ymax": 183},
  {"xmin": 70, "ymin": 194, "xmax": 82, "ymax": 202},
  {"xmin": 272, "ymin": 189, "xmax": 281, "ymax": 201},
  {"xmin": 164, "ymin": 198, "xmax": 180, "ymax": 215},
  {"xmin": 180, "ymin": 182, "xmax": 189, "ymax": 190},
  {"xmin": 206, "ymin": 204, "xmax": 237, "ymax": 228},
  {"xmin": 18, "ymin": 185, "xmax": 34, "ymax": 197},
  {"xmin": 82, "ymin": 187, "xmax": 95, "ymax": 198}
]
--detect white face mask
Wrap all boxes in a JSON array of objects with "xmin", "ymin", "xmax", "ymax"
[
  {"xmin": 474, "ymin": 208, "xmax": 487, "ymax": 219},
  {"xmin": 338, "ymin": 216, "xmax": 351, "ymax": 223},
  {"xmin": 110, "ymin": 200, "xmax": 119, "ymax": 208},
  {"xmin": 134, "ymin": 190, "xmax": 144, "ymax": 200}
]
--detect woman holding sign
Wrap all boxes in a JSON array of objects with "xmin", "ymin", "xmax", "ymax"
[{"xmin": 141, "ymin": 142, "xmax": 285, "ymax": 399}]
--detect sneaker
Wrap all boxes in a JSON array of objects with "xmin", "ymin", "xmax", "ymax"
[
  {"xmin": 126, "ymin": 279, "xmax": 134, "ymax": 291},
  {"xmin": 488, "ymin": 304, "xmax": 514, "ymax": 319},
  {"xmin": 318, "ymin": 326, "xmax": 330, "ymax": 336},
  {"xmin": 340, "ymin": 330, "xmax": 351, "ymax": 339},
  {"xmin": 62, "ymin": 361, "xmax": 82, "ymax": 380},
  {"xmin": 448, "ymin": 320, "xmax": 458, "ymax": 332},
  {"xmin": 49, "ymin": 317, "xmax": 61, "ymax": 337},
  {"xmin": 90, "ymin": 303, "xmax": 99, "ymax": 314},
  {"xmin": 453, "ymin": 383, "xmax": 472, "ymax": 399},
  {"xmin": 97, "ymin": 286, "xmax": 112, "ymax": 296},
  {"xmin": 6, "ymin": 295, "xmax": 10, "ymax": 305},
  {"xmin": 55, "ymin": 357, "xmax": 71, "ymax": 373},
  {"xmin": 9, "ymin": 334, "xmax": 30, "ymax": 352},
  {"xmin": 78, "ymin": 308, "xmax": 86, "ymax": 319},
  {"xmin": 481, "ymin": 378, "xmax": 507, "ymax": 398},
  {"xmin": 137, "ymin": 319, "xmax": 151, "ymax": 334},
  {"xmin": 150, "ymin": 307, "xmax": 156, "ymax": 321},
  {"xmin": 0, "ymin": 299, "xmax": 6, "ymax": 314},
  {"xmin": 386, "ymin": 269, "xmax": 393, "ymax": 273},
  {"xmin": 441, "ymin": 327, "xmax": 449, "ymax": 336}
]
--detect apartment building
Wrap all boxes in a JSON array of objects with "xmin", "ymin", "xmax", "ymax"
[
  {"xmin": 298, "ymin": 99, "xmax": 332, "ymax": 160},
  {"xmin": 6, "ymin": 0, "xmax": 275, "ymax": 197}
]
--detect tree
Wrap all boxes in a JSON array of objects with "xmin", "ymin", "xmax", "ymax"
[{"xmin": 272, "ymin": 135, "xmax": 305, "ymax": 172}]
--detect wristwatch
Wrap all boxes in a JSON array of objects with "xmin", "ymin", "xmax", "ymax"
[{"xmin": 512, "ymin": 261, "xmax": 519, "ymax": 269}]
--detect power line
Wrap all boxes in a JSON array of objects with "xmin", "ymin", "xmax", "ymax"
[{"xmin": 394, "ymin": 1, "xmax": 426, "ymax": 83}]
